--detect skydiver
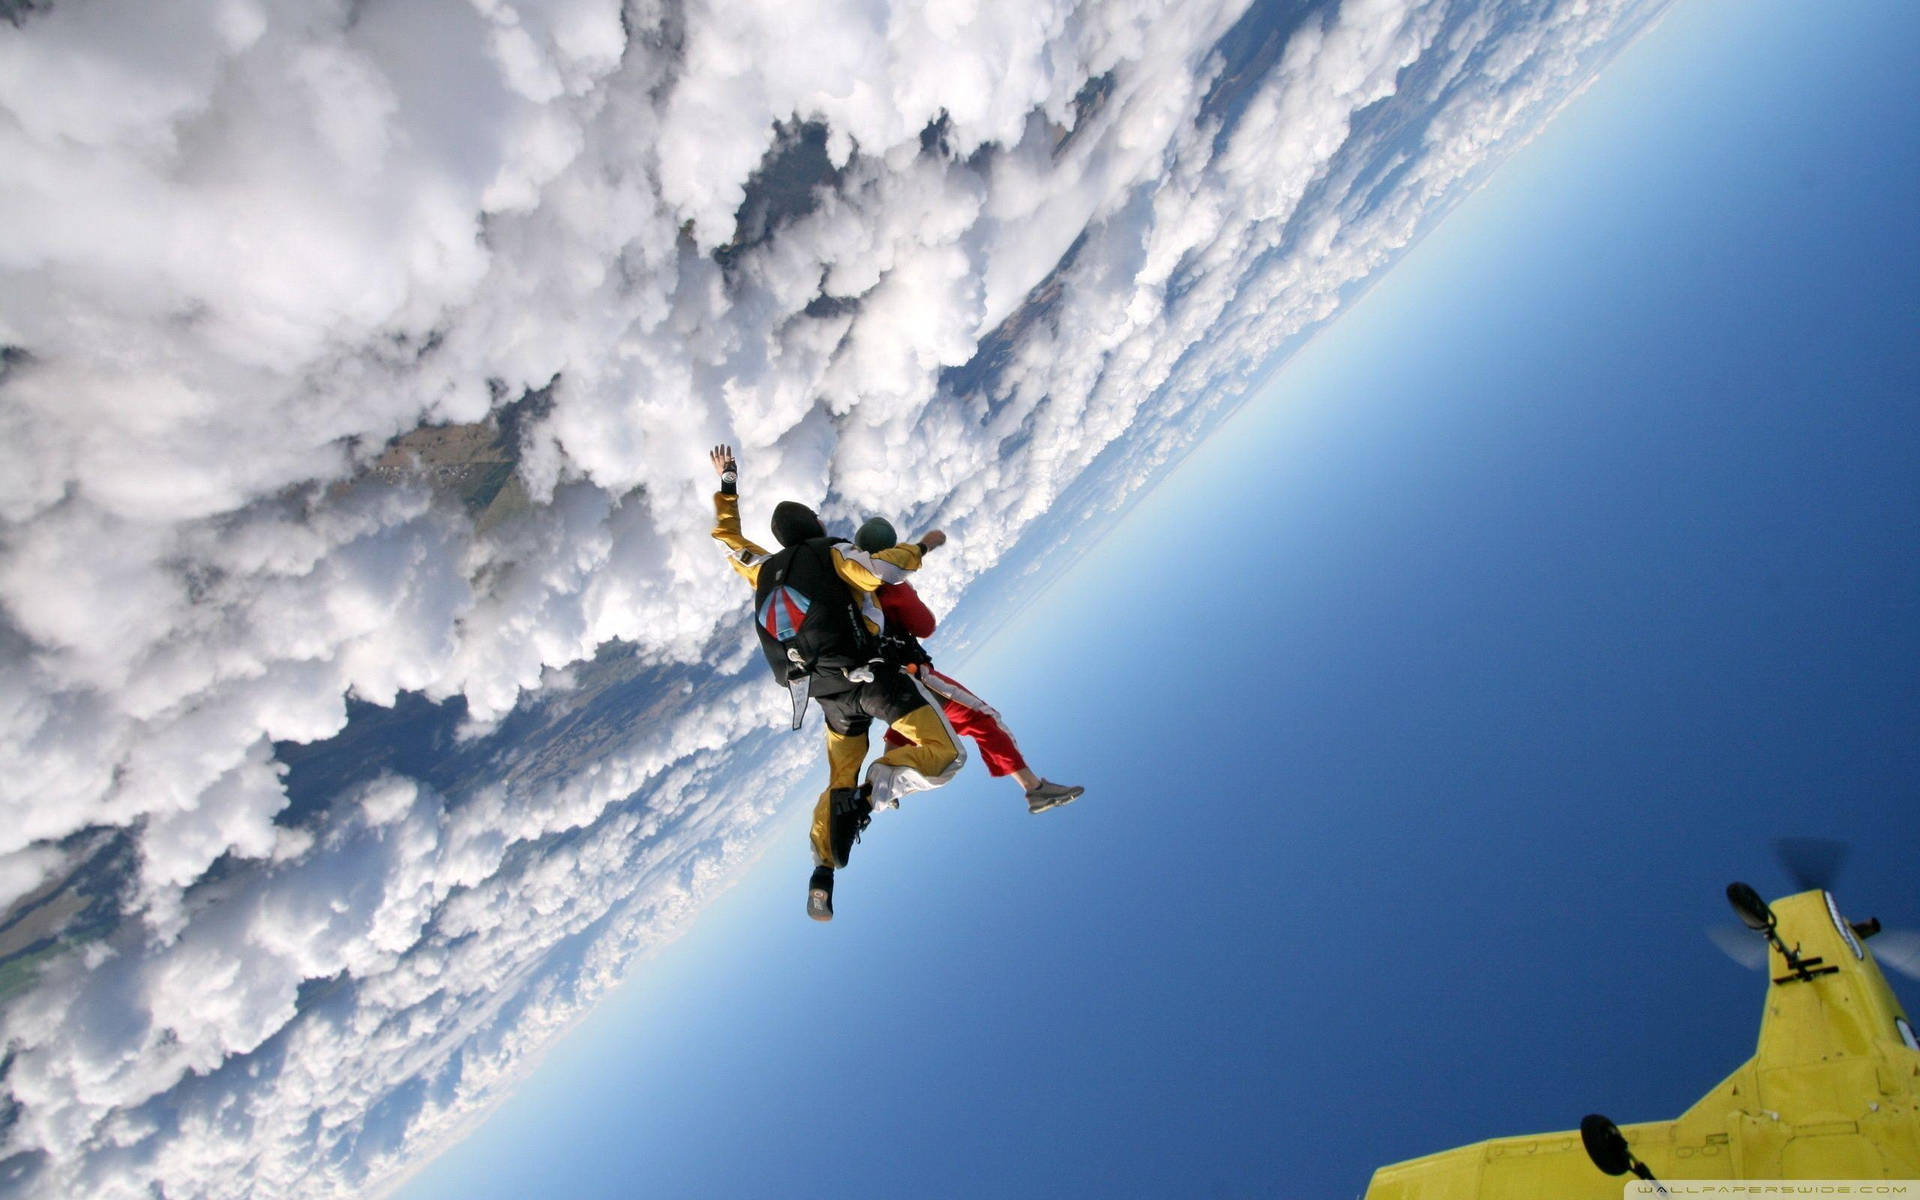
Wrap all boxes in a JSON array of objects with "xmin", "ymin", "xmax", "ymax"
[
  {"xmin": 854, "ymin": 517, "xmax": 1085, "ymax": 814},
  {"xmin": 707, "ymin": 445, "xmax": 965, "ymax": 923}
]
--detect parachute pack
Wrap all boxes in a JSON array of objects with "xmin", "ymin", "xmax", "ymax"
[{"xmin": 751, "ymin": 537, "xmax": 877, "ymax": 728}]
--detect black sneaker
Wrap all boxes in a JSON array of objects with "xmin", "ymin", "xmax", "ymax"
[
  {"xmin": 828, "ymin": 785, "xmax": 873, "ymax": 869},
  {"xmin": 807, "ymin": 866, "xmax": 835, "ymax": 922}
]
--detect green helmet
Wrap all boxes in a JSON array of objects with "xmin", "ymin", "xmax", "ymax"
[{"xmin": 854, "ymin": 517, "xmax": 897, "ymax": 553}]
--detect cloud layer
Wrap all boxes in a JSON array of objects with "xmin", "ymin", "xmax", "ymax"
[{"xmin": 0, "ymin": 0, "xmax": 1669, "ymax": 1194}]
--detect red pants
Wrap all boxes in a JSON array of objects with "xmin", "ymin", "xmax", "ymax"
[{"xmin": 883, "ymin": 667, "xmax": 1027, "ymax": 777}]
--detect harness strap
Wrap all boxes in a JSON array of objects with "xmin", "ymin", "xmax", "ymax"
[{"xmin": 787, "ymin": 674, "xmax": 810, "ymax": 730}]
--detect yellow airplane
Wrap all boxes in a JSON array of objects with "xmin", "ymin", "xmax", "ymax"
[{"xmin": 1365, "ymin": 882, "xmax": 1920, "ymax": 1197}]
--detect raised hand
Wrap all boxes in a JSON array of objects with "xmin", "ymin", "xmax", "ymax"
[{"xmin": 709, "ymin": 444, "xmax": 736, "ymax": 476}]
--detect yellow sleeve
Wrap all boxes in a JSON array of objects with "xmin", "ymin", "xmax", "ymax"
[
  {"xmin": 874, "ymin": 544, "xmax": 925, "ymax": 573},
  {"xmin": 711, "ymin": 492, "xmax": 769, "ymax": 586},
  {"xmin": 831, "ymin": 542, "xmax": 924, "ymax": 593}
]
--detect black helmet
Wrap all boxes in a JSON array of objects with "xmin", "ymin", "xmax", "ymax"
[{"xmin": 771, "ymin": 501, "xmax": 827, "ymax": 547}]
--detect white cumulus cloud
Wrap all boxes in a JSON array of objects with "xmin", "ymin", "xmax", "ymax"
[{"xmin": 0, "ymin": 0, "xmax": 1672, "ymax": 1193}]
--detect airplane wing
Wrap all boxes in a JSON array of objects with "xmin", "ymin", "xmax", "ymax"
[{"xmin": 1364, "ymin": 1121, "xmax": 1678, "ymax": 1200}]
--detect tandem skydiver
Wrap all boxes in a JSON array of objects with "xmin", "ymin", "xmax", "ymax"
[
  {"xmin": 854, "ymin": 517, "xmax": 1084, "ymax": 814},
  {"xmin": 707, "ymin": 445, "xmax": 965, "ymax": 922}
]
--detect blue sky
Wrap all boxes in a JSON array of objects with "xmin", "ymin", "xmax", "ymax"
[{"xmin": 398, "ymin": 1, "xmax": 1920, "ymax": 1197}]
